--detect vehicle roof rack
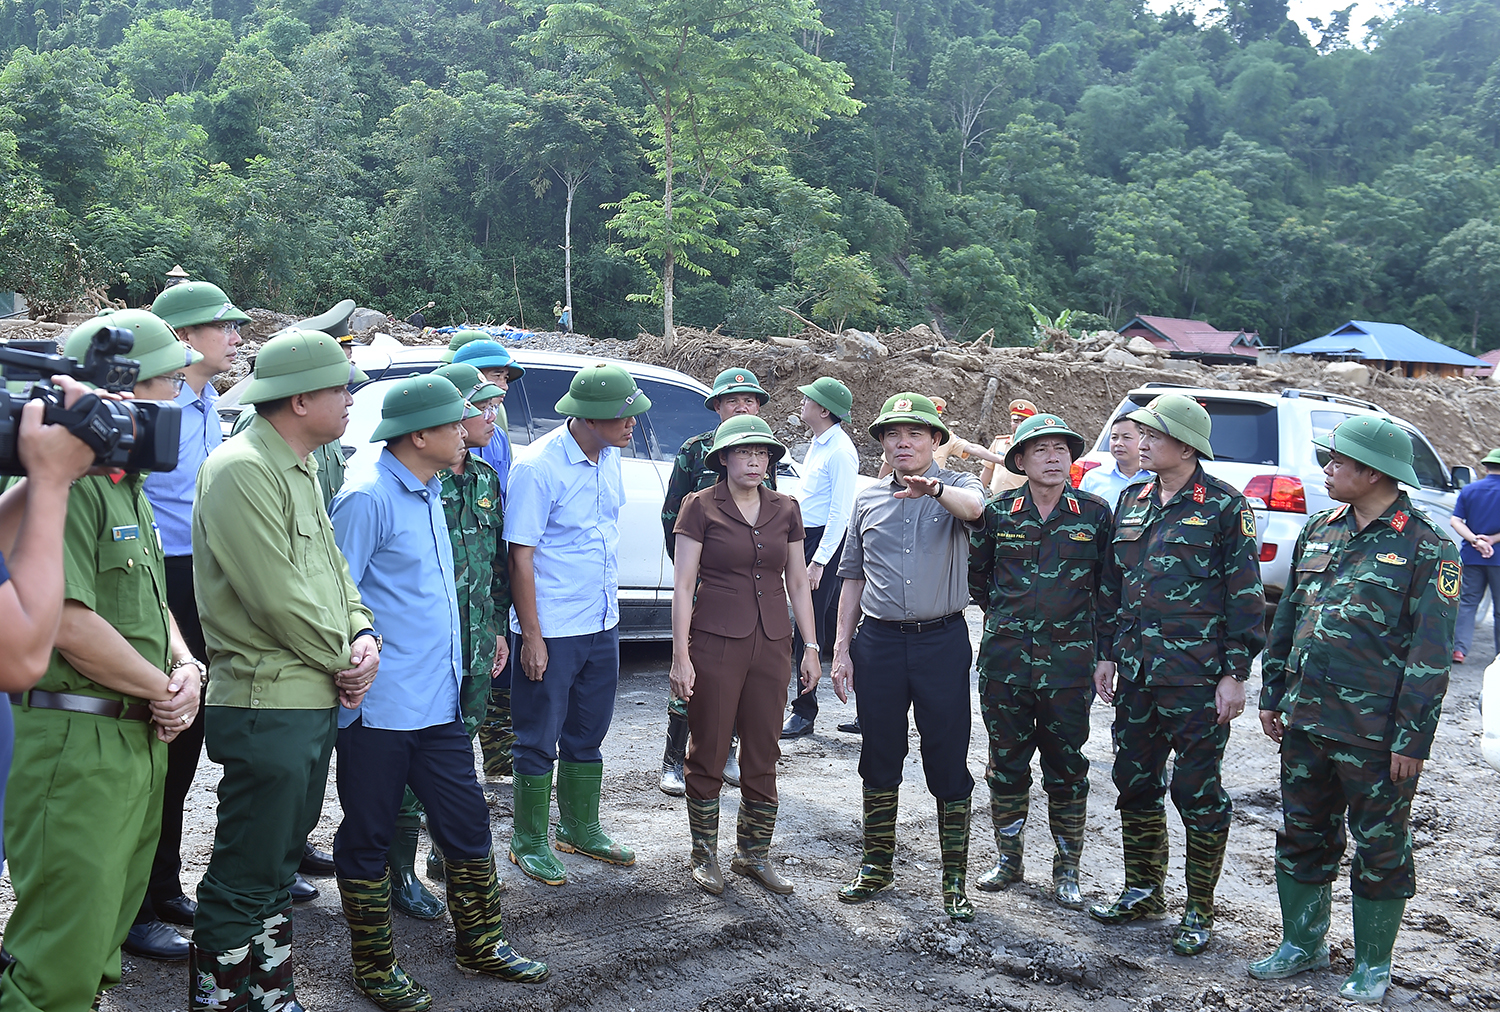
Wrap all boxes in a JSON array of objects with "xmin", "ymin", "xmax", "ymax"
[{"xmin": 1279, "ymin": 388, "xmax": 1382, "ymax": 411}]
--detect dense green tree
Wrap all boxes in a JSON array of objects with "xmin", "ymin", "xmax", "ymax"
[{"xmin": 1423, "ymin": 218, "xmax": 1500, "ymax": 350}]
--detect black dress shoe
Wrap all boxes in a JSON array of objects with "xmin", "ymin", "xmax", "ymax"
[
  {"xmin": 780, "ymin": 714, "xmax": 815, "ymax": 738},
  {"xmin": 837, "ymin": 718, "xmax": 862, "ymax": 734},
  {"xmin": 122, "ymin": 920, "xmax": 189, "ymax": 961},
  {"xmin": 299, "ymin": 841, "xmax": 335, "ymax": 876},
  {"xmin": 155, "ymin": 893, "xmax": 197, "ymax": 927},
  {"xmin": 289, "ymin": 872, "xmax": 319, "ymax": 903}
]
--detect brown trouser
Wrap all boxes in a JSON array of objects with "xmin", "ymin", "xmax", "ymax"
[{"xmin": 685, "ymin": 621, "xmax": 792, "ymax": 805}]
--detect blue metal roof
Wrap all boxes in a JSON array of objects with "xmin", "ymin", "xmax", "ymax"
[{"xmin": 1283, "ymin": 320, "xmax": 1487, "ymax": 367}]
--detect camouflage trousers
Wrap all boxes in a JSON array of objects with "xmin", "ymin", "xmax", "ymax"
[
  {"xmin": 979, "ymin": 676, "xmax": 1091, "ymax": 802},
  {"xmin": 1277, "ymin": 727, "xmax": 1419, "ymax": 901},
  {"xmin": 1112, "ymin": 679, "xmax": 1232, "ymax": 833},
  {"xmin": 459, "ymin": 663, "xmax": 494, "ymax": 739}
]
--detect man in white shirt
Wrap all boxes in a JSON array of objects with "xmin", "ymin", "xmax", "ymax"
[
  {"xmin": 782, "ymin": 378, "xmax": 860, "ymax": 739},
  {"xmin": 1080, "ymin": 414, "xmax": 1151, "ymax": 510}
]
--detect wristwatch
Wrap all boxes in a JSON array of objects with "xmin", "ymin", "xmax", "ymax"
[{"xmin": 358, "ymin": 631, "xmax": 383, "ymax": 652}]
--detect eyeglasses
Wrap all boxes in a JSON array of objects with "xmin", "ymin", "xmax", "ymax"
[{"xmin": 167, "ymin": 373, "xmax": 187, "ymax": 394}]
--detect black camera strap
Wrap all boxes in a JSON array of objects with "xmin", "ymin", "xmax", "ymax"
[{"xmin": 41, "ymin": 392, "xmax": 125, "ymax": 457}]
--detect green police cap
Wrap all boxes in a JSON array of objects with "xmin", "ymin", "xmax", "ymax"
[
  {"xmin": 432, "ymin": 362, "xmax": 503, "ymax": 405},
  {"xmin": 1128, "ymin": 394, "xmax": 1214, "ymax": 460},
  {"xmin": 453, "ymin": 339, "xmax": 524, "ymax": 380},
  {"xmin": 241, "ymin": 329, "xmax": 363, "ymax": 405},
  {"xmin": 442, "ymin": 329, "xmax": 490, "ymax": 364},
  {"xmin": 706, "ymin": 414, "xmax": 786, "ymax": 472},
  {"xmin": 1313, "ymin": 415, "xmax": 1420, "ymax": 487},
  {"xmin": 868, "ymin": 391, "xmax": 950, "ymax": 446},
  {"xmin": 798, "ymin": 377, "xmax": 853, "ymax": 421},
  {"xmin": 149, "ymin": 281, "xmax": 250, "ymax": 330},
  {"xmin": 1006, "ymin": 412, "xmax": 1086, "ymax": 474},
  {"xmin": 705, "ymin": 367, "xmax": 770, "ymax": 410},
  {"xmin": 371, "ymin": 373, "xmax": 477, "ymax": 442},
  {"xmin": 296, "ymin": 298, "xmax": 357, "ymax": 341},
  {"xmin": 65, "ymin": 309, "xmax": 203, "ymax": 384},
  {"xmin": 554, "ymin": 362, "xmax": 651, "ymax": 420}
]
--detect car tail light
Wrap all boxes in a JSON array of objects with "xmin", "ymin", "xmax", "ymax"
[
  {"xmin": 1242, "ymin": 475, "xmax": 1306, "ymax": 513},
  {"xmin": 1070, "ymin": 460, "xmax": 1101, "ymax": 488},
  {"xmin": 1259, "ymin": 543, "xmax": 1277, "ymax": 562}
]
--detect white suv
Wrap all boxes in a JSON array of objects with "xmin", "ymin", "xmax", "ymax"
[{"xmin": 1073, "ymin": 384, "xmax": 1474, "ymax": 601}]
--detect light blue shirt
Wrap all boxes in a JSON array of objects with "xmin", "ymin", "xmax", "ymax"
[
  {"xmin": 476, "ymin": 429, "xmax": 511, "ymax": 500},
  {"xmin": 1079, "ymin": 459, "xmax": 1152, "ymax": 512},
  {"xmin": 795, "ymin": 423, "xmax": 860, "ymax": 565},
  {"xmin": 330, "ymin": 449, "xmax": 462, "ymax": 730},
  {"xmin": 504, "ymin": 422, "xmax": 623, "ymax": 638},
  {"xmin": 143, "ymin": 381, "xmax": 221, "ymax": 556}
]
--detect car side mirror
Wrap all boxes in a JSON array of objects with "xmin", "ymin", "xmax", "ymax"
[{"xmin": 1453, "ymin": 465, "xmax": 1476, "ymax": 489}]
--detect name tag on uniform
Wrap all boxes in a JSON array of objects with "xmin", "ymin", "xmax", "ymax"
[
  {"xmin": 111, "ymin": 525, "xmax": 140, "ymax": 541},
  {"xmin": 1120, "ymin": 514, "xmax": 1145, "ymax": 526}
]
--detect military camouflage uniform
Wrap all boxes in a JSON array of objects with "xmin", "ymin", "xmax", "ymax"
[
  {"xmin": 440, "ymin": 454, "xmax": 510, "ymax": 735},
  {"xmin": 1260, "ymin": 493, "xmax": 1457, "ymax": 900}
]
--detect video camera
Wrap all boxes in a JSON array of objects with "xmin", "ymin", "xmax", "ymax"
[{"xmin": 0, "ymin": 326, "xmax": 181, "ymax": 475}]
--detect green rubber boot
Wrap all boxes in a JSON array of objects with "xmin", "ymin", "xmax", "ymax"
[
  {"xmin": 389, "ymin": 820, "xmax": 446, "ymax": 920},
  {"xmin": 687, "ymin": 797, "xmax": 724, "ymax": 895},
  {"xmin": 1088, "ymin": 807, "xmax": 1168, "ymax": 924},
  {"xmin": 189, "ymin": 943, "xmax": 251, "ymax": 1012},
  {"xmin": 509, "ymin": 770, "xmax": 567, "ymax": 885},
  {"xmin": 1049, "ymin": 796, "xmax": 1088, "ymax": 911},
  {"xmin": 445, "ymin": 854, "xmax": 550, "ymax": 982},
  {"xmin": 730, "ymin": 799, "xmax": 793, "ymax": 894},
  {"xmin": 1339, "ymin": 895, "xmax": 1406, "ymax": 1004},
  {"xmin": 478, "ymin": 687, "xmax": 515, "ymax": 780},
  {"xmin": 838, "ymin": 788, "xmax": 898, "ymax": 903},
  {"xmin": 1173, "ymin": 827, "xmax": 1228, "ymax": 956},
  {"xmin": 1248, "ymin": 870, "xmax": 1333, "ymax": 980},
  {"xmin": 425, "ymin": 839, "xmax": 445, "ymax": 883},
  {"xmin": 248, "ymin": 907, "xmax": 301, "ymax": 1012},
  {"xmin": 938, "ymin": 795, "xmax": 975, "ymax": 922},
  {"xmin": 553, "ymin": 761, "xmax": 636, "ymax": 865},
  {"xmin": 976, "ymin": 789, "xmax": 1027, "ymax": 892},
  {"xmin": 338, "ymin": 874, "xmax": 433, "ymax": 1012}
]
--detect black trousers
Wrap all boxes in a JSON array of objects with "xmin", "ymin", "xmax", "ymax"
[
  {"xmin": 789, "ymin": 526, "xmax": 844, "ymax": 720},
  {"xmin": 851, "ymin": 615, "xmax": 975, "ymax": 801},
  {"xmin": 137, "ymin": 555, "xmax": 206, "ymax": 922},
  {"xmin": 333, "ymin": 718, "xmax": 492, "ymax": 880}
]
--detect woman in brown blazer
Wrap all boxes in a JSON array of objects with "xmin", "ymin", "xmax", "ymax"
[{"xmin": 671, "ymin": 415, "xmax": 822, "ymax": 895}]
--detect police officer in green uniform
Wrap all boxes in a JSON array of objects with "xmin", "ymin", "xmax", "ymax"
[
  {"xmin": 1089, "ymin": 394, "xmax": 1265, "ymax": 956},
  {"xmin": 657, "ymin": 368, "xmax": 775, "ymax": 796},
  {"xmin": 1251, "ymin": 417, "xmax": 1458, "ymax": 1004},
  {"xmin": 1, "ymin": 310, "xmax": 204, "ymax": 1011},
  {"xmin": 968, "ymin": 412, "xmax": 1117, "ymax": 910}
]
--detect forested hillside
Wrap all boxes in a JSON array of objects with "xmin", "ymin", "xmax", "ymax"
[{"xmin": 1, "ymin": 0, "xmax": 1497, "ymax": 350}]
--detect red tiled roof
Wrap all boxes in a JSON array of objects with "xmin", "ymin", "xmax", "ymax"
[
  {"xmin": 1472, "ymin": 348, "xmax": 1500, "ymax": 377},
  {"xmin": 1120, "ymin": 315, "xmax": 1261, "ymax": 360}
]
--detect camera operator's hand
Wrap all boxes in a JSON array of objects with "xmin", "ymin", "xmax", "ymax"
[
  {"xmin": 17, "ymin": 376, "xmax": 102, "ymax": 486},
  {"xmin": 150, "ymin": 660, "xmax": 202, "ymax": 743}
]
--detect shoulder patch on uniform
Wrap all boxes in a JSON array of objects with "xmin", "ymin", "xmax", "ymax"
[
  {"xmin": 1390, "ymin": 510, "xmax": 1409, "ymax": 532},
  {"xmin": 1192, "ymin": 484, "xmax": 1206, "ymax": 504},
  {"xmin": 1375, "ymin": 552, "xmax": 1407, "ymax": 566},
  {"xmin": 1242, "ymin": 509, "xmax": 1255, "ymax": 539},
  {"xmin": 1064, "ymin": 493, "xmax": 1080, "ymax": 514},
  {"xmin": 1010, "ymin": 496, "xmax": 1025, "ymax": 514},
  {"xmin": 1136, "ymin": 482, "xmax": 1154, "ymax": 501},
  {"xmin": 1438, "ymin": 559, "xmax": 1461, "ymax": 600}
]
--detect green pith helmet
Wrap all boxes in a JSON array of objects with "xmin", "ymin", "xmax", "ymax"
[
  {"xmin": 1482, "ymin": 447, "xmax": 1500, "ymax": 467},
  {"xmin": 798, "ymin": 376, "xmax": 853, "ymax": 421},
  {"xmin": 65, "ymin": 310, "xmax": 202, "ymax": 383},
  {"xmin": 241, "ymin": 329, "xmax": 364, "ymax": 405},
  {"xmin": 433, "ymin": 362, "xmax": 503, "ymax": 405},
  {"xmin": 149, "ymin": 280, "xmax": 250, "ymax": 330},
  {"xmin": 706, "ymin": 414, "xmax": 787, "ymax": 472},
  {"xmin": 453, "ymin": 339, "xmax": 524, "ymax": 381},
  {"xmin": 295, "ymin": 298, "xmax": 357, "ymax": 341},
  {"xmin": 1314, "ymin": 415, "xmax": 1421, "ymax": 487},
  {"xmin": 704, "ymin": 367, "xmax": 769, "ymax": 411},
  {"xmin": 371, "ymin": 373, "xmax": 478, "ymax": 442},
  {"xmin": 554, "ymin": 362, "xmax": 651, "ymax": 420},
  {"xmin": 1128, "ymin": 394, "xmax": 1214, "ymax": 460},
  {"xmin": 1006, "ymin": 412, "xmax": 1086, "ymax": 474},
  {"xmin": 442, "ymin": 329, "xmax": 490, "ymax": 364},
  {"xmin": 868, "ymin": 391, "xmax": 950, "ymax": 446}
]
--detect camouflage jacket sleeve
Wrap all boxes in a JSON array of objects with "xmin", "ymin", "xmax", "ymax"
[
  {"xmin": 1091, "ymin": 496, "xmax": 1119, "ymax": 663},
  {"xmin": 1259, "ymin": 518, "xmax": 1317, "ymax": 712},
  {"xmin": 1392, "ymin": 529, "xmax": 1459, "ymax": 757},
  {"xmin": 1218, "ymin": 488, "xmax": 1268, "ymax": 681},
  {"xmin": 968, "ymin": 506, "xmax": 996, "ymax": 607},
  {"xmin": 662, "ymin": 434, "xmax": 709, "ymax": 561}
]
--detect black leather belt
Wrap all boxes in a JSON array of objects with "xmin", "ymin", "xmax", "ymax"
[
  {"xmin": 872, "ymin": 612, "xmax": 965, "ymax": 635},
  {"xmin": 9, "ymin": 689, "xmax": 151, "ymax": 722}
]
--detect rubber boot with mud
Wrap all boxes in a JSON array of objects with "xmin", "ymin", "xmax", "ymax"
[
  {"xmin": 189, "ymin": 943, "xmax": 251, "ymax": 1012},
  {"xmin": 838, "ymin": 788, "xmax": 898, "ymax": 903},
  {"xmin": 477, "ymin": 686, "xmax": 515, "ymax": 780},
  {"xmin": 1248, "ymin": 870, "xmax": 1332, "ymax": 980},
  {"xmin": 687, "ymin": 796, "xmax": 724, "ymax": 894},
  {"xmin": 938, "ymin": 795, "xmax": 976, "ymax": 922},
  {"xmin": 1049, "ymin": 796, "xmax": 1087, "ymax": 910},
  {"xmin": 722, "ymin": 734, "xmax": 742, "ymax": 788},
  {"xmin": 509, "ymin": 770, "xmax": 567, "ymax": 885},
  {"xmin": 660, "ymin": 705, "xmax": 689, "ymax": 797},
  {"xmin": 1339, "ymin": 895, "xmax": 1406, "ymax": 1004},
  {"xmin": 976, "ymin": 788, "xmax": 1027, "ymax": 892},
  {"xmin": 554, "ymin": 760, "xmax": 636, "ymax": 865},
  {"xmin": 445, "ymin": 854, "xmax": 550, "ymax": 982},
  {"xmin": 389, "ymin": 823, "xmax": 446, "ymax": 920},
  {"xmin": 248, "ymin": 907, "xmax": 303, "ymax": 1012},
  {"xmin": 730, "ymin": 799, "xmax": 793, "ymax": 894},
  {"xmin": 338, "ymin": 874, "xmax": 432, "ymax": 1012},
  {"xmin": 1172, "ymin": 827, "xmax": 1228, "ymax": 955},
  {"xmin": 1087, "ymin": 807, "xmax": 1168, "ymax": 924}
]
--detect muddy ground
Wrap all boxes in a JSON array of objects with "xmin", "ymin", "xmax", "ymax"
[{"xmin": 0, "ymin": 608, "xmax": 1485, "ymax": 1011}]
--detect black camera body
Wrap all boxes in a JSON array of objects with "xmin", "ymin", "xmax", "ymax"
[{"xmin": 0, "ymin": 327, "xmax": 181, "ymax": 475}]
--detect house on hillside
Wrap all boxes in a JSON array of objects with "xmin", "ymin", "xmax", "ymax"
[
  {"xmin": 1281, "ymin": 320, "xmax": 1488, "ymax": 378},
  {"xmin": 1118, "ymin": 315, "xmax": 1264, "ymax": 365},
  {"xmin": 1468, "ymin": 348, "xmax": 1500, "ymax": 379}
]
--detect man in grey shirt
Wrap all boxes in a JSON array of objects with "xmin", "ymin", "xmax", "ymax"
[{"xmin": 829, "ymin": 392, "xmax": 985, "ymax": 922}]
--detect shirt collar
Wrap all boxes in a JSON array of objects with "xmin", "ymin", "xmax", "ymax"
[
  {"xmin": 247, "ymin": 412, "xmax": 314, "ymax": 475},
  {"xmin": 886, "ymin": 459, "xmax": 941, "ymax": 488},
  {"xmin": 811, "ymin": 423, "xmax": 842, "ymax": 447},
  {"xmin": 561, "ymin": 422, "xmax": 591, "ymax": 466},
  {"xmin": 378, "ymin": 447, "xmax": 441, "ymax": 495}
]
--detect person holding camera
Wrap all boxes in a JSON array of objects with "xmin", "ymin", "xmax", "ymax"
[{"xmin": 0, "ymin": 310, "xmax": 204, "ymax": 1012}]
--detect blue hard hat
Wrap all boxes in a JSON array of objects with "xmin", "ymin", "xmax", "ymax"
[{"xmin": 453, "ymin": 340, "xmax": 525, "ymax": 379}]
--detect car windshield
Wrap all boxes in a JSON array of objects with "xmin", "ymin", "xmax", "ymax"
[
  {"xmin": 510, "ymin": 365, "xmax": 646, "ymax": 458},
  {"xmin": 1126, "ymin": 395, "xmax": 1278, "ymax": 465}
]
